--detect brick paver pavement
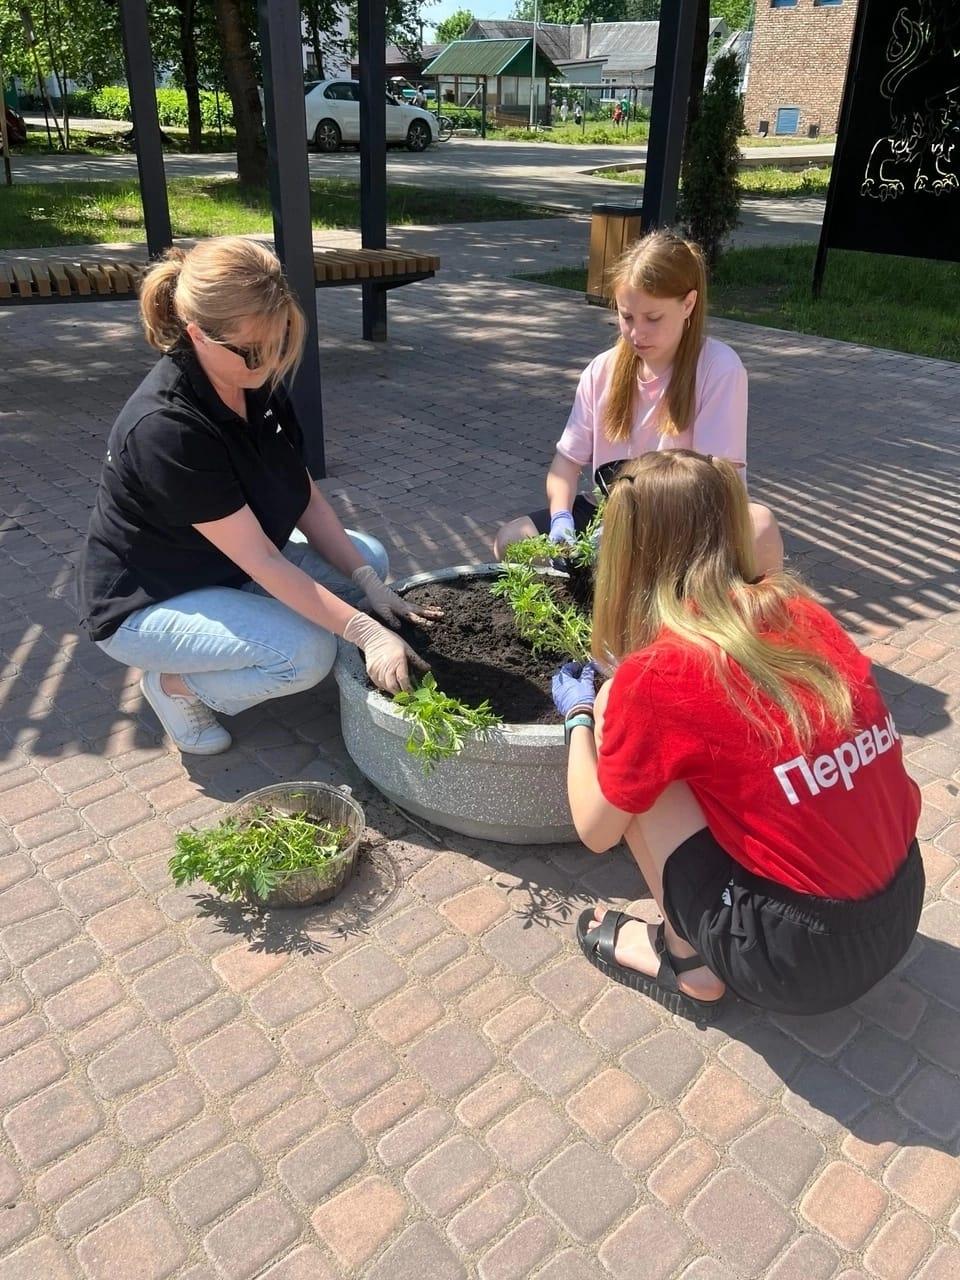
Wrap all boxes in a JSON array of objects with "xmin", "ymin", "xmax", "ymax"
[{"xmin": 1, "ymin": 220, "xmax": 959, "ymax": 1278}]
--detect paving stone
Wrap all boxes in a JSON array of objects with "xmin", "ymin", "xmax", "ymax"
[
  {"xmin": 281, "ymin": 1004, "xmax": 356, "ymax": 1068},
  {"xmin": 0, "ymin": 1200, "xmax": 38, "ymax": 1254},
  {"xmin": 4, "ymin": 1079, "xmax": 103, "ymax": 1168},
  {"xmin": 409, "ymin": 933, "xmax": 469, "ymax": 977},
  {"xmin": 509, "ymin": 1023, "xmax": 601, "ymax": 1097},
  {"xmin": 677, "ymin": 1261, "xmax": 736, "ymax": 1280},
  {"xmin": 486, "ymin": 1097, "xmax": 572, "ymax": 1174},
  {"xmin": 45, "ymin": 972, "xmax": 123, "ymax": 1031},
  {"xmin": 613, "ymin": 1108, "xmax": 685, "ymax": 1174},
  {"xmin": 730, "ymin": 1114, "xmax": 824, "ymax": 1201},
  {"xmin": 0, "ymin": 1037, "xmax": 67, "ymax": 1106},
  {"xmin": 621, "ymin": 1028, "xmax": 706, "ymax": 1101},
  {"xmin": 0, "ymin": 777, "xmax": 61, "ymax": 824},
  {"xmin": 433, "ymin": 951, "xmax": 495, "ymax": 999},
  {"xmin": 377, "ymin": 903, "xmax": 447, "ymax": 955},
  {"xmin": 323, "ymin": 942, "xmax": 405, "ymax": 1008},
  {"xmin": 211, "ymin": 943, "xmax": 288, "ymax": 994},
  {"xmin": 3, "ymin": 1234, "xmax": 79, "ymax": 1280},
  {"xmin": 479, "ymin": 1216, "xmax": 558, "ymax": 1280},
  {"xmin": 188, "ymin": 1024, "xmax": 279, "ymax": 1095},
  {"xmin": 841, "ymin": 1105, "xmax": 910, "ymax": 1174},
  {"xmin": 863, "ymin": 1209, "xmax": 935, "ymax": 1280},
  {"xmin": 147, "ymin": 1115, "xmax": 228, "ymax": 1180},
  {"xmin": 133, "ymin": 954, "xmax": 220, "ymax": 1021},
  {"xmin": 55, "ymin": 1167, "xmax": 143, "ymax": 1237},
  {"xmin": 366, "ymin": 1221, "xmax": 467, "ymax": 1280},
  {"xmin": 459, "ymin": 974, "xmax": 522, "ymax": 1022},
  {"xmin": 648, "ymin": 1137, "xmax": 720, "ymax": 1209},
  {"xmin": 530, "ymin": 956, "xmax": 605, "ymax": 1019},
  {"xmin": 448, "ymin": 1180, "xmax": 526, "ymax": 1252},
  {"xmin": 377, "ymin": 1105, "xmax": 453, "ymax": 1169},
  {"xmin": 685, "ymin": 1168, "xmax": 794, "ymax": 1278},
  {"xmin": 911, "ymin": 1000, "xmax": 960, "ymax": 1073},
  {"xmin": 75, "ymin": 1197, "xmax": 189, "ymax": 1280},
  {"xmin": 81, "ymin": 791, "xmax": 153, "ymax": 838},
  {"xmin": 766, "ymin": 1236, "xmax": 840, "ymax": 1280},
  {"xmin": 440, "ymin": 882, "xmax": 510, "ymax": 936},
  {"xmin": 312, "ymin": 1175, "xmax": 407, "ymax": 1269},
  {"xmin": 316, "ymin": 1037, "xmax": 398, "ymax": 1106},
  {"xmin": 22, "ymin": 939, "xmax": 102, "ymax": 997},
  {"xmin": 677, "ymin": 1064, "xmax": 768, "ymax": 1143},
  {"xmin": 0, "ymin": 875, "xmax": 60, "ymax": 927},
  {"xmin": 801, "ymin": 1160, "xmax": 889, "ymax": 1250},
  {"xmin": 895, "ymin": 1063, "xmax": 960, "ymax": 1138},
  {"xmin": 782, "ymin": 1060, "xmax": 872, "ymax": 1137},
  {"xmin": 456, "ymin": 1071, "xmax": 528, "ymax": 1130},
  {"xmin": 34, "ymin": 1136, "xmax": 123, "ymax": 1206},
  {"xmin": 254, "ymin": 1093, "xmax": 327, "ymax": 1156},
  {"xmin": 883, "ymin": 1145, "xmax": 960, "ymax": 1219},
  {"xmin": 88, "ymin": 1027, "xmax": 176, "ymax": 1099},
  {"xmin": 259, "ymin": 1247, "xmax": 337, "ymax": 1280},
  {"xmin": 839, "ymin": 1026, "xmax": 919, "ymax": 1095},
  {"xmin": 351, "ymin": 1078, "xmax": 426, "ymax": 1138},
  {"xmin": 202, "ymin": 1193, "xmax": 301, "ymax": 1280},
  {"xmin": 854, "ymin": 976, "xmax": 928, "ymax": 1039},
  {"xmin": 368, "ymin": 984, "xmax": 444, "ymax": 1045},
  {"xmin": 598, "ymin": 1204, "xmax": 692, "ymax": 1280},
  {"xmin": 565, "ymin": 1067, "xmax": 648, "ymax": 1142},
  {"xmin": 407, "ymin": 1021, "xmax": 497, "ymax": 1098},
  {"xmin": 117, "ymin": 1074, "xmax": 204, "ymax": 1145},
  {"xmin": 481, "ymin": 914, "xmax": 562, "ymax": 974},
  {"xmin": 246, "ymin": 967, "xmax": 326, "ymax": 1028},
  {"xmin": 171, "ymin": 994, "xmax": 242, "ymax": 1048},
  {"xmin": 410, "ymin": 854, "xmax": 483, "ymax": 904},
  {"xmin": 0, "ymin": 908, "xmax": 79, "ymax": 964},
  {"xmin": 484, "ymin": 995, "xmax": 548, "ymax": 1047},
  {"xmin": 276, "ymin": 1122, "xmax": 366, "ymax": 1204},
  {"xmin": 916, "ymin": 1246, "xmax": 960, "ymax": 1280},
  {"xmin": 531, "ymin": 1142, "xmax": 635, "ymax": 1243},
  {"xmin": 169, "ymin": 1142, "xmax": 263, "ymax": 1228},
  {"xmin": 229, "ymin": 1068, "xmax": 301, "ymax": 1128},
  {"xmin": 405, "ymin": 1134, "xmax": 496, "ymax": 1215},
  {"xmin": 533, "ymin": 1248, "xmax": 607, "ymax": 1280},
  {"xmin": 60, "ymin": 862, "xmax": 138, "ymax": 916}
]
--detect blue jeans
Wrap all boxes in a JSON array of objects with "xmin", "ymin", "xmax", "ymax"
[{"xmin": 97, "ymin": 532, "xmax": 388, "ymax": 717}]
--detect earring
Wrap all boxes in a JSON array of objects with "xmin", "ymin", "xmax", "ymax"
[{"xmin": 684, "ymin": 317, "xmax": 691, "ymax": 330}]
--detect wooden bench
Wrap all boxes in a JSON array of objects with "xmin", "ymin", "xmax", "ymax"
[{"xmin": 0, "ymin": 247, "xmax": 440, "ymax": 306}]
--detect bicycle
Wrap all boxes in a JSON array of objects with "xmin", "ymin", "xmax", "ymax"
[{"xmin": 436, "ymin": 115, "xmax": 456, "ymax": 143}]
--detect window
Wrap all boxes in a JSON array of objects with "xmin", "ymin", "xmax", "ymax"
[
  {"xmin": 814, "ymin": 0, "xmax": 843, "ymax": 6},
  {"xmin": 775, "ymin": 107, "xmax": 801, "ymax": 135},
  {"xmin": 770, "ymin": 1, "xmax": 797, "ymax": 7},
  {"xmin": 324, "ymin": 82, "xmax": 358, "ymax": 101}
]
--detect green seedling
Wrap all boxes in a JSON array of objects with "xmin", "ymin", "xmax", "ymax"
[
  {"xmin": 169, "ymin": 805, "xmax": 350, "ymax": 902},
  {"xmin": 490, "ymin": 564, "xmax": 592, "ymax": 660},
  {"xmin": 393, "ymin": 672, "xmax": 501, "ymax": 771}
]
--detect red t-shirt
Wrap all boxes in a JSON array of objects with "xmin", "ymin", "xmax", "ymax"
[{"xmin": 597, "ymin": 598, "xmax": 920, "ymax": 899}]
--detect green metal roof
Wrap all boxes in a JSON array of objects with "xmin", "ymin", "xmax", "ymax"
[{"xmin": 422, "ymin": 38, "xmax": 560, "ymax": 79}]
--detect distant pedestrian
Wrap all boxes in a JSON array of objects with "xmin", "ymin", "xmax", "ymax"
[
  {"xmin": 573, "ymin": 101, "xmax": 582, "ymax": 125},
  {"xmin": 413, "ymin": 85, "xmax": 427, "ymax": 108},
  {"xmin": 619, "ymin": 95, "xmax": 630, "ymax": 122},
  {"xmin": 560, "ymin": 98, "xmax": 569, "ymax": 123},
  {"xmin": 612, "ymin": 103, "xmax": 623, "ymax": 127}
]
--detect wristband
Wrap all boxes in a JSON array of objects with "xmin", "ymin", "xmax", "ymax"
[{"xmin": 564, "ymin": 712, "xmax": 595, "ymax": 746}]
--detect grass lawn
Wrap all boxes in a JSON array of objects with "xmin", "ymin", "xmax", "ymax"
[
  {"xmin": 597, "ymin": 166, "xmax": 832, "ymax": 197},
  {"xmin": 740, "ymin": 134, "xmax": 837, "ymax": 148},
  {"xmin": 487, "ymin": 120, "xmax": 649, "ymax": 145},
  {"xmin": 17, "ymin": 124, "xmax": 239, "ymax": 156},
  {"xmin": 516, "ymin": 246, "xmax": 960, "ymax": 363},
  {"xmin": 0, "ymin": 177, "xmax": 555, "ymax": 250}
]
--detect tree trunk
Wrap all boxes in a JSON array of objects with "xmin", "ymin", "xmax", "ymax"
[
  {"xmin": 306, "ymin": 3, "xmax": 324, "ymax": 79},
  {"xmin": 684, "ymin": 0, "xmax": 711, "ymax": 160},
  {"xmin": 212, "ymin": 0, "xmax": 266, "ymax": 187},
  {"xmin": 179, "ymin": 0, "xmax": 203, "ymax": 151}
]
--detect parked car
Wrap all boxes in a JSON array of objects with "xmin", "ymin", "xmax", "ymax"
[{"xmin": 304, "ymin": 79, "xmax": 436, "ymax": 152}]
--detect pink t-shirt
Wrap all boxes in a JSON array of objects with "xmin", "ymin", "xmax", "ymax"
[{"xmin": 555, "ymin": 337, "xmax": 748, "ymax": 478}]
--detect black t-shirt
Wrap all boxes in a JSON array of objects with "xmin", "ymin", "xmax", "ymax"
[{"xmin": 78, "ymin": 347, "xmax": 311, "ymax": 641}]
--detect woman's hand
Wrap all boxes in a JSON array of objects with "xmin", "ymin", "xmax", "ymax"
[
  {"xmin": 552, "ymin": 660, "xmax": 598, "ymax": 720},
  {"xmin": 343, "ymin": 612, "xmax": 429, "ymax": 694},
  {"xmin": 352, "ymin": 565, "xmax": 443, "ymax": 629},
  {"xmin": 549, "ymin": 510, "xmax": 577, "ymax": 547}
]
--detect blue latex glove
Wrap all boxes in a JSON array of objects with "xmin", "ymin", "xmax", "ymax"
[
  {"xmin": 552, "ymin": 660, "xmax": 598, "ymax": 719},
  {"xmin": 549, "ymin": 510, "xmax": 576, "ymax": 546}
]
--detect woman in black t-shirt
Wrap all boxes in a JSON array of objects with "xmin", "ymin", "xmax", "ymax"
[{"xmin": 79, "ymin": 237, "xmax": 434, "ymax": 755}]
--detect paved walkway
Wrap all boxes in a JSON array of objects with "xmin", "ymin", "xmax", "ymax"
[{"xmin": 1, "ymin": 225, "xmax": 959, "ymax": 1279}]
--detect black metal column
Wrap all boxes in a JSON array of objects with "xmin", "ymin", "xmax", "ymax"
[
  {"xmin": 358, "ymin": 0, "xmax": 388, "ymax": 341},
  {"xmin": 641, "ymin": 0, "xmax": 700, "ymax": 230},
  {"xmin": 118, "ymin": 0, "xmax": 172, "ymax": 258},
  {"xmin": 257, "ymin": 0, "xmax": 325, "ymax": 476}
]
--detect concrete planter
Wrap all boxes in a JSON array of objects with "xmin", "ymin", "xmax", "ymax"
[{"xmin": 334, "ymin": 564, "xmax": 576, "ymax": 844}]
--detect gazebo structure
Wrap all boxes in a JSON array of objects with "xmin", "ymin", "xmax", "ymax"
[
  {"xmin": 116, "ymin": 0, "xmax": 393, "ymax": 477},
  {"xmin": 422, "ymin": 39, "xmax": 561, "ymax": 128}
]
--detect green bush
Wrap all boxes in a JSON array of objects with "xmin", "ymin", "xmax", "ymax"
[
  {"xmin": 438, "ymin": 105, "xmax": 482, "ymax": 129},
  {"xmin": 65, "ymin": 89, "xmax": 97, "ymax": 116},
  {"xmin": 678, "ymin": 51, "xmax": 744, "ymax": 268},
  {"xmin": 89, "ymin": 86, "xmax": 233, "ymax": 130}
]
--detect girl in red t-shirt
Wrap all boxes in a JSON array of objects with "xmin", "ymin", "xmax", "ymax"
[{"xmin": 553, "ymin": 450, "xmax": 922, "ymax": 1019}]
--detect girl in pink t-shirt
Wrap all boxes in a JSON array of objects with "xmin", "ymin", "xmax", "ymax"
[{"xmin": 494, "ymin": 231, "xmax": 782, "ymax": 572}]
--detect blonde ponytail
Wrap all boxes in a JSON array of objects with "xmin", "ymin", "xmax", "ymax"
[{"xmin": 139, "ymin": 249, "xmax": 187, "ymax": 352}]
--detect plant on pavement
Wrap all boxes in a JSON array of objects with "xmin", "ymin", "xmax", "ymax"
[{"xmin": 393, "ymin": 673, "xmax": 501, "ymax": 771}]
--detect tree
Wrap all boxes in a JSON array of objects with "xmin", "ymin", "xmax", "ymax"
[
  {"xmin": 511, "ymin": 0, "xmax": 629, "ymax": 20},
  {"xmin": 711, "ymin": 0, "xmax": 754, "ymax": 31},
  {"xmin": 213, "ymin": 0, "xmax": 265, "ymax": 186},
  {"xmin": 435, "ymin": 9, "xmax": 474, "ymax": 44},
  {"xmin": 677, "ymin": 49, "xmax": 743, "ymax": 267}
]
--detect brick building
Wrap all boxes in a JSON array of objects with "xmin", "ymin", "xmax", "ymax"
[{"xmin": 744, "ymin": 0, "xmax": 861, "ymax": 137}]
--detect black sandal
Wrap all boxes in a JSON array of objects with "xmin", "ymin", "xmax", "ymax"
[{"xmin": 577, "ymin": 909, "xmax": 725, "ymax": 1023}]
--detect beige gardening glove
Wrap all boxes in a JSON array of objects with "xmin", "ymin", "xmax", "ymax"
[
  {"xmin": 352, "ymin": 565, "xmax": 443, "ymax": 629},
  {"xmin": 343, "ymin": 611, "xmax": 429, "ymax": 694}
]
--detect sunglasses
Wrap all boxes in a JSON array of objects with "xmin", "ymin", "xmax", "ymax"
[{"xmin": 201, "ymin": 330, "xmax": 262, "ymax": 370}]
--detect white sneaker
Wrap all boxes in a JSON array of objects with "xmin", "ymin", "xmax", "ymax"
[{"xmin": 140, "ymin": 672, "xmax": 232, "ymax": 755}]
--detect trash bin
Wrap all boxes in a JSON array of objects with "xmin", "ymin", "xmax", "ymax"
[{"xmin": 586, "ymin": 201, "xmax": 643, "ymax": 305}]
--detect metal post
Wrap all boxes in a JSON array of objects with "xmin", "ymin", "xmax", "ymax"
[
  {"xmin": 256, "ymin": 0, "xmax": 325, "ymax": 477},
  {"xmin": 358, "ymin": 0, "xmax": 387, "ymax": 341},
  {"xmin": 813, "ymin": 0, "xmax": 872, "ymax": 298},
  {"xmin": 118, "ymin": 0, "xmax": 172, "ymax": 258},
  {"xmin": 641, "ymin": 0, "xmax": 699, "ymax": 230},
  {"xmin": 528, "ymin": 0, "xmax": 539, "ymax": 129}
]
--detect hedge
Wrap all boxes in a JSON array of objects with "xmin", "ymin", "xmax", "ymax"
[
  {"xmin": 436, "ymin": 105, "xmax": 482, "ymax": 129},
  {"xmin": 89, "ymin": 86, "xmax": 233, "ymax": 130}
]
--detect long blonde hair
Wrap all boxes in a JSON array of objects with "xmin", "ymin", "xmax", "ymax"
[
  {"xmin": 592, "ymin": 452, "xmax": 854, "ymax": 749},
  {"xmin": 603, "ymin": 231, "xmax": 707, "ymax": 442},
  {"xmin": 138, "ymin": 237, "xmax": 306, "ymax": 389}
]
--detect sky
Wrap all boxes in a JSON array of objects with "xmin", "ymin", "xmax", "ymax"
[{"xmin": 424, "ymin": 3, "xmax": 518, "ymax": 40}]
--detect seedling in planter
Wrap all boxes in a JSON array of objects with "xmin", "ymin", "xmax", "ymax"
[
  {"xmin": 490, "ymin": 563, "xmax": 592, "ymax": 660},
  {"xmin": 393, "ymin": 672, "xmax": 501, "ymax": 771},
  {"xmin": 169, "ymin": 806, "xmax": 350, "ymax": 903}
]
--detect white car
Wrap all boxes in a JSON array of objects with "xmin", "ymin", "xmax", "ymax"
[{"xmin": 304, "ymin": 79, "xmax": 436, "ymax": 153}]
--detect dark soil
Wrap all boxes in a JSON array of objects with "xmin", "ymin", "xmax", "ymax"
[{"xmin": 397, "ymin": 575, "xmax": 583, "ymax": 724}]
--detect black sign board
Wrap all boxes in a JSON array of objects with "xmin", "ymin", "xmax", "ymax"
[{"xmin": 817, "ymin": 0, "xmax": 960, "ymax": 280}]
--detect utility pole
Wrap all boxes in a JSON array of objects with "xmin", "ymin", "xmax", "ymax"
[{"xmin": 528, "ymin": 0, "xmax": 539, "ymax": 129}]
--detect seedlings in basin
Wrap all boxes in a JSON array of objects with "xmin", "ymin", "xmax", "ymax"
[
  {"xmin": 393, "ymin": 672, "xmax": 501, "ymax": 771},
  {"xmin": 169, "ymin": 806, "xmax": 350, "ymax": 902}
]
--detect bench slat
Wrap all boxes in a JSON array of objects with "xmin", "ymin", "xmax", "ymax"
[
  {"xmin": 11, "ymin": 264, "xmax": 33, "ymax": 299},
  {"xmin": 82, "ymin": 262, "xmax": 111, "ymax": 295},
  {"xmin": 63, "ymin": 263, "xmax": 92, "ymax": 295},
  {"xmin": 48, "ymin": 263, "xmax": 72, "ymax": 297},
  {"xmin": 29, "ymin": 264, "xmax": 53, "ymax": 297},
  {"xmin": 0, "ymin": 263, "xmax": 12, "ymax": 299}
]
